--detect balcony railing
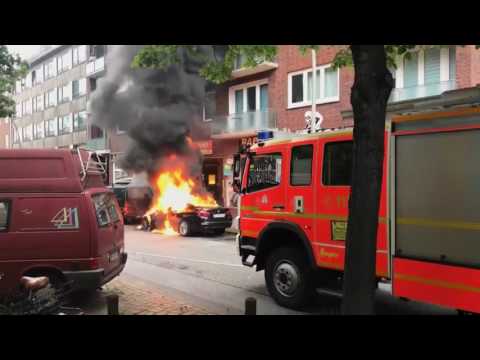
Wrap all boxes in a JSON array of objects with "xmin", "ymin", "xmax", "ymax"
[
  {"xmin": 86, "ymin": 57, "xmax": 105, "ymax": 77},
  {"xmin": 209, "ymin": 109, "xmax": 277, "ymax": 137},
  {"xmin": 231, "ymin": 55, "xmax": 278, "ymax": 79},
  {"xmin": 389, "ymin": 80, "xmax": 456, "ymax": 103}
]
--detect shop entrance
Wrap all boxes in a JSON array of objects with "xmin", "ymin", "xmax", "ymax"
[{"xmin": 202, "ymin": 158, "xmax": 223, "ymax": 206}]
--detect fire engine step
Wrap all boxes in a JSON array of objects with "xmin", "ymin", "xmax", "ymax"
[{"xmin": 316, "ymin": 288, "xmax": 343, "ymax": 299}]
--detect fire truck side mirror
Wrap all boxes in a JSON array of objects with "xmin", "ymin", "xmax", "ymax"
[{"xmin": 233, "ymin": 154, "xmax": 241, "ymax": 179}]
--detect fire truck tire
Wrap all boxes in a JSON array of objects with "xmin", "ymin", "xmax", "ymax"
[{"xmin": 265, "ymin": 247, "xmax": 315, "ymax": 309}]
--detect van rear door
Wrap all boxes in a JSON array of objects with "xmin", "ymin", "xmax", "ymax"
[{"xmin": 90, "ymin": 192, "xmax": 124, "ymax": 276}]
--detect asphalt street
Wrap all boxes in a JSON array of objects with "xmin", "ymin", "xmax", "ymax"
[{"xmin": 118, "ymin": 225, "xmax": 457, "ymax": 315}]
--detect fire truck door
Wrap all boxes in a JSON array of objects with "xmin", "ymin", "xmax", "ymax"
[
  {"xmin": 287, "ymin": 143, "xmax": 316, "ymax": 243},
  {"xmin": 241, "ymin": 151, "xmax": 285, "ymax": 237},
  {"xmin": 314, "ymin": 139, "xmax": 353, "ymax": 270}
]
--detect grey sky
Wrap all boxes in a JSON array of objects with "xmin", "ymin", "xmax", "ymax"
[{"xmin": 6, "ymin": 45, "xmax": 59, "ymax": 61}]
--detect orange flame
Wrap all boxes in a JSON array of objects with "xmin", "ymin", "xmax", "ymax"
[{"xmin": 146, "ymin": 167, "xmax": 218, "ymax": 235}]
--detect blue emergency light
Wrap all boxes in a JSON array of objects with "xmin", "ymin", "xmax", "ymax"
[{"xmin": 257, "ymin": 130, "xmax": 274, "ymax": 142}]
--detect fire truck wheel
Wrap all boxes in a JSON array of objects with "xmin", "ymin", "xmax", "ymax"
[
  {"xmin": 265, "ymin": 247, "xmax": 315, "ymax": 309},
  {"xmin": 179, "ymin": 220, "xmax": 191, "ymax": 237}
]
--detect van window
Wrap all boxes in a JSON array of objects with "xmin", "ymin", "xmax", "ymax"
[
  {"xmin": 92, "ymin": 193, "xmax": 120, "ymax": 226},
  {"xmin": 0, "ymin": 201, "xmax": 10, "ymax": 231},
  {"xmin": 291, "ymin": 145, "xmax": 313, "ymax": 186},
  {"xmin": 323, "ymin": 141, "xmax": 353, "ymax": 186},
  {"xmin": 247, "ymin": 153, "xmax": 282, "ymax": 192}
]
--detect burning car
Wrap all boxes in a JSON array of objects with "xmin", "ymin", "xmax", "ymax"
[
  {"xmin": 142, "ymin": 204, "xmax": 232, "ymax": 236},
  {"xmin": 139, "ymin": 162, "xmax": 232, "ymax": 236}
]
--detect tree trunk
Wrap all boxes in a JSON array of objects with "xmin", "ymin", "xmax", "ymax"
[{"xmin": 341, "ymin": 45, "xmax": 393, "ymax": 314}]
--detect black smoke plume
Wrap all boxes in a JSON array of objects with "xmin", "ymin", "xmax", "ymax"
[{"xmin": 89, "ymin": 45, "xmax": 217, "ymax": 178}]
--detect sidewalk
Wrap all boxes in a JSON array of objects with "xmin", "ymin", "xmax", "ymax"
[{"xmin": 75, "ymin": 275, "xmax": 214, "ymax": 315}]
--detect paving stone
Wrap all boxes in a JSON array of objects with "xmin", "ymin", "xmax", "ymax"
[{"xmin": 100, "ymin": 277, "xmax": 213, "ymax": 315}]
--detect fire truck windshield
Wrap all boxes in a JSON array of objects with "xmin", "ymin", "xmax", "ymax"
[{"xmin": 247, "ymin": 153, "xmax": 282, "ymax": 192}]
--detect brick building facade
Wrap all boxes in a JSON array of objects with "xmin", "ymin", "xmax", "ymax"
[{"xmin": 206, "ymin": 45, "xmax": 480, "ymax": 208}]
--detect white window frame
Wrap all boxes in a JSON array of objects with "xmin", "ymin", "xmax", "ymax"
[
  {"xmin": 46, "ymin": 88, "xmax": 57, "ymax": 108},
  {"xmin": 34, "ymin": 121, "xmax": 44, "ymax": 140},
  {"xmin": 72, "ymin": 78, "xmax": 87, "ymax": 98},
  {"xmin": 22, "ymin": 124, "xmax": 33, "ymax": 142},
  {"xmin": 59, "ymin": 114, "xmax": 73, "ymax": 135},
  {"xmin": 228, "ymin": 78, "xmax": 269, "ymax": 115},
  {"xmin": 394, "ymin": 47, "xmax": 453, "ymax": 90},
  {"xmin": 287, "ymin": 63, "xmax": 340, "ymax": 109},
  {"xmin": 73, "ymin": 110, "xmax": 88, "ymax": 132},
  {"xmin": 46, "ymin": 118, "xmax": 57, "ymax": 137}
]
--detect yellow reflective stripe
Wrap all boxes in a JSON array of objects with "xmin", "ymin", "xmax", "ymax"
[
  {"xmin": 241, "ymin": 230, "xmax": 257, "ymax": 238},
  {"xmin": 395, "ymin": 273, "xmax": 480, "ymax": 294},
  {"xmin": 241, "ymin": 206, "xmax": 259, "ymax": 211},
  {"xmin": 392, "ymin": 107, "xmax": 480, "ymax": 124},
  {"xmin": 397, "ymin": 217, "xmax": 480, "ymax": 231},
  {"xmin": 241, "ymin": 206, "xmax": 387, "ymax": 224}
]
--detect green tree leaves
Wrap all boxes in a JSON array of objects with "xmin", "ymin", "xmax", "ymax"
[{"xmin": 0, "ymin": 46, "xmax": 27, "ymax": 118}]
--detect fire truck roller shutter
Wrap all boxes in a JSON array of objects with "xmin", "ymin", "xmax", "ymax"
[
  {"xmin": 395, "ymin": 128, "xmax": 480, "ymax": 267},
  {"xmin": 255, "ymin": 221, "xmax": 316, "ymax": 271}
]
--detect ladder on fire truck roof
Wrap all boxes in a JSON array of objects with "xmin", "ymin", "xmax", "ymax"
[{"xmin": 76, "ymin": 147, "xmax": 108, "ymax": 182}]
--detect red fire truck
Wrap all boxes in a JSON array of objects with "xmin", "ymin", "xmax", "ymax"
[{"xmin": 233, "ymin": 104, "xmax": 480, "ymax": 313}]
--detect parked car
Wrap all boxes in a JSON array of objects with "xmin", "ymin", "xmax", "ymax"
[
  {"xmin": 143, "ymin": 204, "xmax": 232, "ymax": 236},
  {"xmin": 0, "ymin": 148, "xmax": 127, "ymax": 296}
]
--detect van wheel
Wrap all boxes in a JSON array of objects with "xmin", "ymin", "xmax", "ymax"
[
  {"xmin": 178, "ymin": 220, "xmax": 191, "ymax": 237},
  {"xmin": 265, "ymin": 247, "xmax": 315, "ymax": 310}
]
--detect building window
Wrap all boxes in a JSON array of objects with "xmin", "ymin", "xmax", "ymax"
[
  {"xmin": 32, "ymin": 66, "xmax": 44, "ymax": 86},
  {"xmin": 72, "ymin": 78, "xmax": 87, "ymax": 98},
  {"xmin": 59, "ymin": 114, "xmax": 73, "ymax": 135},
  {"xmin": 33, "ymin": 94, "xmax": 44, "ymax": 113},
  {"xmin": 22, "ymin": 124, "xmax": 33, "ymax": 142},
  {"xmin": 45, "ymin": 88, "xmax": 57, "ymax": 108},
  {"xmin": 229, "ymin": 80, "xmax": 269, "ymax": 114},
  {"xmin": 203, "ymin": 91, "xmax": 216, "ymax": 121},
  {"xmin": 72, "ymin": 45, "xmax": 87, "ymax": 66},
  {"xmin": 16, "ymin": 103, "xmax": 22, "ymax": 118},
  {"xmin": 13, "ymin": 127, "xmax": 21, "ymax": 144},
  {"xmin": 89, "ymin": 78, "xmax": 97, "ymax": 92},
  {"xmin": 90, "ymin": 125, "xmax": 104, "ymax": 139},
  {"xmin": 391, "ymin": 46, "xmax": 456, "ymax": 102},
  {"xmin": 44, "ymin": 58, "xmax": 57, "ymax": 80},
  {"xmin": 290, "ymin": 145, "xmax": 313, "ymax": 186},
  {"xmin": 287, "ymin": 64, "xmax": 340, "ymax": 109},
  {"xmin": 0, "ymin": 201, "xmax": 10, "ymax": 231},
  {"xmin": 22, "ymin": 98, "xmax": 32, "ymax": 116},
  {"xmin": 34, "ymin": 121, "xmax": 44, "ymax": 140},
  {"xmin": 73, "ymin": 111, "xmax": 87, "ymax": 131},
  {"xmin": 58, "ymin": 83, "xmax": 72, "ymax": 104},
  {"xmin": 90, "ymin": 45, "xmax": 106, "ymax": 58},
  {"xmin": 57, "ymin": 50, "xmax": 72, "ymax": 74},
  {"xmin": 46, "ymin": 118, "xmax": 58, "ymax": 137},
  {"xmin": 322, "ymin": 141, "xmax": 353, "ymax": 186}
]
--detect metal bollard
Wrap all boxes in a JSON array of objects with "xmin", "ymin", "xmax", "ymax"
[
  {"xmin": 106, "ymin": 294, "xmax": 119, "ymax": 315},
  {"xmin": 245, "ymin": 297, "xmax": 257, "ymax": 315}
]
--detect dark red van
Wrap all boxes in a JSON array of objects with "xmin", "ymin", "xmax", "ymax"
[{"xmin": 0, "ymin": 148, "xmax": 127, "ymax": 295}]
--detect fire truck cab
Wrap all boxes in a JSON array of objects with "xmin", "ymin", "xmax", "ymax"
[
  {"xmin": 234, "ymin": 103, "xmax": 480, "ymax": 313},
  {"xmin": 0, "ymin": 148, "xmax": 127, "ymax": 296}
]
